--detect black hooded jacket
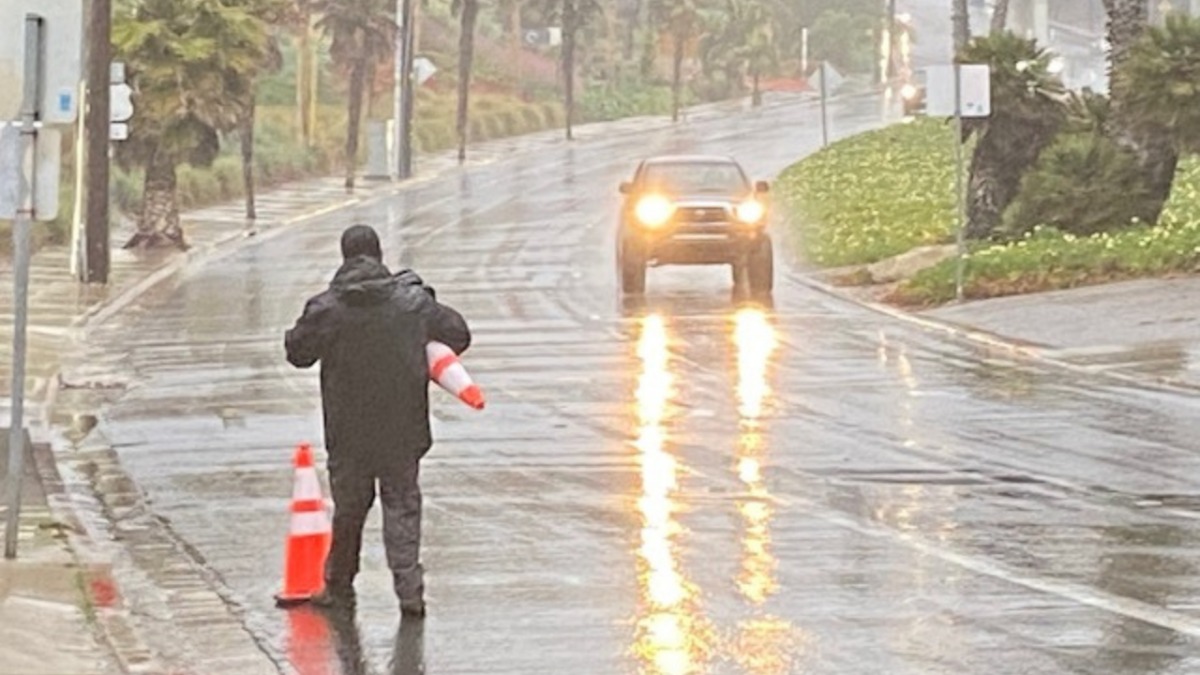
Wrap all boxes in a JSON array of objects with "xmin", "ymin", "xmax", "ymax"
[{"xmin": 285, "ymin": 256, "xmax": 471, "ymax": 466}]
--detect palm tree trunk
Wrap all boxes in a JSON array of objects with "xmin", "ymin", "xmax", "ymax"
[
  {"xmin": 952, "ymin": 0, "xmax": 971, "ymax": 52},
  {"xmin": 345, "ymin": 57, "xmax": 367, "ymax": 189},
  {"xmin": 1104, "ymin": 0, "xmax": 1179, "ymax": 223},
  {"xmin": 241, "ymin": 100, "xmax": 257, "ymax": 221},
  {"xmin": 671, "ymin": 31, "xmax": 685, "ymax": 122},
  {"xmin": 563, "ymin": 0, "xmax": 577, "ymax": 140},
  {"xmin": 457, "ymin": 0, "xmax": 479, "ymax": 163},
  {"xmin": 990, "ymin": 0, "xmax": 1010, "ymax": 34},
  {"xmin": 297, "ymin": 11, "xmax": 317, "ymax": 148},
  {"xmin": 126, "ymin": 148, "xmax": 185, "ymax": 249},
  {"xmin": 624, "ymin": 0, "xmax": 641, "ymax": 60}
]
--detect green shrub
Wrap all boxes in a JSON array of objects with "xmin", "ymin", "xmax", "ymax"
[
  {"xmin": 212, "ymin": 156, "xmax": 244, "ymax": 200},
  {"xmin": 483, "ymin": 114, "xmax": 505, "ymax": 140},
  {"xmin": 893, "ymin": 156, "xmax": 1200, "ymax": 305},
  {"xmin": 1004, "ymin": 132, "xmax": 1151, "ymax": 237},
  {"xmin": 520, "ymin": 105, "xmax": 544, "ymax": 132},
  {"xmin": 177, "ymin": 165, "xmax": 222, "ymax": 209},
  {"xmin": 777, "ymin": 118, "xmax": 958, "ymax": 267},
  {"xmin": 112, "ymin": 168, "xmax": 143, "ymax": 214}
]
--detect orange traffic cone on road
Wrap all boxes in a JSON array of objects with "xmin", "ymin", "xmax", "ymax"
[
  {"xmin": 275, "ymin": 443, "xmax": 332, "ymax": 608},
  {"xmin": 428, "ymin": 341, "xmax": 485, "ymax": 410}
]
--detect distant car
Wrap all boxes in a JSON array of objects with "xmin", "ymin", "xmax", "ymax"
[
  {"xmin": 617, "ymin": 155, "xmax": 773, "ymax": 297},
  {"xmin": 900, "ymin": 70, "xmax": 926, "ymax": 117}
]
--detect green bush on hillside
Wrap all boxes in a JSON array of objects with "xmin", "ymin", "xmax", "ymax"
[{"xmin": 777, "ymin": 118, "xmax": 958, "ymax": 267}]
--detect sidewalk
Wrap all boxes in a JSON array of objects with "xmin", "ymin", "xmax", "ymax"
[
  {"xmin": 1, "ymin": 436, "xmax": 117, "ymax": 674},
  {"xmin": 925, "ymin": 277, "xmax": 1200, "ymax": 388}
]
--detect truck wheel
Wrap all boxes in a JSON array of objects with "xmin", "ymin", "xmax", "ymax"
[
  {"xmin": 621, "ymin": 241, "xmax": 647, "ymax": 295},
  {"xmin": 748, "ymin": 236, "xmax": 774, "ymax": 297}
]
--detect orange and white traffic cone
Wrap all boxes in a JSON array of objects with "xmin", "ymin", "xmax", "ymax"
[
  {"xmin": 428, "ymin": 341, "xmax": 485, "ymax": 410},
  {"xmin": 275, "ymin": 443, "xmax": 332, "ymax": 608}
]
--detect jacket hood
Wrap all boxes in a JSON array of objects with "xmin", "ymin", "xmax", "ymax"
[
  {"xmin": 331, "ymin": 256, "xmax": 397, "ymax": 306},
  {"xmin": 393, "ymin": 268, "xmax": 436, "ymax": 299}
]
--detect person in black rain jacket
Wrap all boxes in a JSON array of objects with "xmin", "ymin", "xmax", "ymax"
[{"xmin": 285, "ymin": 224, "xmax": 471, "ymax": 617}]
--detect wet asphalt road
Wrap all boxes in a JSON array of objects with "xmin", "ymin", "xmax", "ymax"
[{"xmin": 64, "ymin": 93, "xmax": 1200, "ymax": 673}]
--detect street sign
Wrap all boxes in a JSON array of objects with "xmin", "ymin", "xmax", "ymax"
[
  {"xmin": 0, "ymin": 124, "xmax": 62, "ymax": 221},
  {"xmin": 0, "ymin": 1, "xmax": 84, "ymax": 125},
  {"xmin": 413, "ymin": 57, "xmax": 437, "ymax": 86},
  {"xmin": 924, "ymin": 64, "xmax": 992, "ymax": 117},
  {"xmin": 110, "ymin": 122, "xmax": 129, "ymax": 142},
  {"xmin": 813, "ymin": 62, "xmax": 846, "ymax": 93},
  {"xmin": 110, "ymin": 83, "xmax": 134, "ymax": 122}
]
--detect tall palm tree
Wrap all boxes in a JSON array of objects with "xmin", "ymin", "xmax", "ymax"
[
  {"xmin": 544, "ymin": 0, "xmax": 600, "ymax": 140},
  {"xmin": 114, "ymin": 0, "xmax": 274, "ymax": 249},
  {"xmin": 952, "ymin": 0, "xmax": 970, "ymax": 51},
  {"xmin": 239, "ymin": 0, "xmax": 297, "ymax": 221},
  {"xmin": 1121, "ymin": 16, "xmax": 1200, "ymax": 154},
  {"xmin": 1103, "ymin": 0, "xmax": 1179, "ymax": 224},
  {"xmin": 990, "ymin": 0, "xmax": 1010, "ymax": 34},
  {"xmin": 452, "ymin": 0, "xmax": 481, "ymax": 162},
  {"xmin": 654, "ymin": 0, "xmax": 706, "ymax": 122},
  {"xmin": 700, "ymin": 0, "xmax": 777, "ymax": 105},
  {"xmin": 314, "ymin": 0, "xmax": 397, "ymax": 189}
]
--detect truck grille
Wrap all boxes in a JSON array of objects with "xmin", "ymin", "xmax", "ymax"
[{"xmin": 675, "ymin": 206, "xmax": 730, "ymax": 223}]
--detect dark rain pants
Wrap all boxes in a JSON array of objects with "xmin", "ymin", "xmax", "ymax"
[{"xmin": 324, "ymin": 458, "xmax": 424, "ymax": 603}]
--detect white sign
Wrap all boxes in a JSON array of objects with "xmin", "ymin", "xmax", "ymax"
[
  {"xmin": 0, "ymin": 124, "xmax": 63, "ymax": 221},
  {"xmin": 924, "ymin": 64, "xmax": 992, "ymax": 117},
  {"xmin": 0, "ymin": 1, "xmax": 84, "ymax": 125},
  {"xmin": 814, "ymin": 62, "xmax": 845, "ymax": 93},
  {"xmin": 110, "ymin": 122, "xmax": 129, "ymax": 142},
  {"xmin": 111, "ymin": 83, "xmax": 134, "ymax": 122},
  {"xmin": 413, "ymin": 57, "xmax": 437, "ymax": 86}
]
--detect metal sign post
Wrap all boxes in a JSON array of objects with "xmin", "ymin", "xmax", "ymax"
[
  {"xmin": 922, "ymin": 63, "xmax": 990, "ymax": 303},
  {"xmin": 819, "ymin": 61, "xmax": 829, "ymax": 147},
  {"xmin": 5, "ymin": 14, "xmax": 44, "ymax": 560},
  {"xmin": 953, "ymin": 62, "xmax": 967, "ymax": 302}
]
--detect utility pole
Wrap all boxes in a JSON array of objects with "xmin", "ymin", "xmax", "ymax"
[
  {"xmin": 394, "ymin": 0, "xmax": 416, "ymax": 180},
  {"xmin": 83, "ymin": 0, "xmax": 111, "ymax": 283}
]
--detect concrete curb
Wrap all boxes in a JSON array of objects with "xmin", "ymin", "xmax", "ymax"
[{"xmin": 787, "ymin": 270, "xmax": 1200, "ymax": 397}]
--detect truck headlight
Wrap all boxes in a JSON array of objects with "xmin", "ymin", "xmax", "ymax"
[
  {"xmin": 735, "ymin": 199, "xmax": 766, "ymax": 225},
  {"xmin": 636, "ymin": 196, "xmax": 675, "ymax": 228}
]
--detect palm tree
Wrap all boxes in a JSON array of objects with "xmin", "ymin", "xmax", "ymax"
[
  {"xmin": 1103, "ymin": 0, "xmax": 1180, "ymax": 224},
  {"xmin": 544, "ymin": 0, "xmax": 600, "ymax": 140},
  {"xmin": 1121, "ymin": 15, "xmax": 1200, "ymax": 154},
  {"xmin": 990, "ymin": 0, "xmax": 1010, "ymax": 34},
  {"xmin": 239, "ymin": 0, "xmax": 297, "ymax": 221},
  {"xmin": 952, "ymin": 0, "xmax": 970, "ymax": 51},
  {"xmin": 113, "ymin": 0, "xmax": 274, "ymax": 249},
  {"xmin": 314, "ymin": 0, "xmax": 397, "ymax": 189},
  {"xmin": 654, "ymin": 0, "xmax": 707, "ymax": 122},
  {"xmin": 451, "ymin": 0, "xmax": 481, "ymax": 162},
  {"xmin": 700, "ymin": 0, "xmax": 777, "ymax": 105},
  {"xmin": 959, "ymin": 33, "xmax": 1068, "ymax": 239}
]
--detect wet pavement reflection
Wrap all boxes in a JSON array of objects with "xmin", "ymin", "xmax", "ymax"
[{"xmin": 632, "ymin": 314, "xmax": 716, "ymax": 674}]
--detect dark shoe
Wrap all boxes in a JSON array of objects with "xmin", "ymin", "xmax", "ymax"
[
  {"xmin": 311, "ymin": 586, "xmax": 356, "ymax": 612},
  {"xmin": 400, "ymin": 599, "xmax": 426, "ymax": 619}
]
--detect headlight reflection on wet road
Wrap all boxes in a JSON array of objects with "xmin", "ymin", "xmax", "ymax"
[
  {"xmin": 732, "ymin": 308, "xmax": 808, "ymax": 674},
  {"xmin": 632, "ymin": 315, "xmax": 714, "ymax": 674}
]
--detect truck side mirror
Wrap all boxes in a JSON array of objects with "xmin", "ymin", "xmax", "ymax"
[
  {"xmin": 619, "ymin": 182, "xmax": 633, "ymax": 194},
  {"xmin": 755, "ymin": 181, "xmax": 770, "ymax": 193}
]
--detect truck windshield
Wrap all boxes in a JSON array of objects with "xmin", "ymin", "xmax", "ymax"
[{"xmin": 642, "ymin": 162, "xmax": 749, "ymax": 195}]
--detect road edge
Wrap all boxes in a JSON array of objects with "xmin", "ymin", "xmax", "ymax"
[{"xmin": 787, "ymin": 270, "xmax": 1200, "ymax": 396}]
